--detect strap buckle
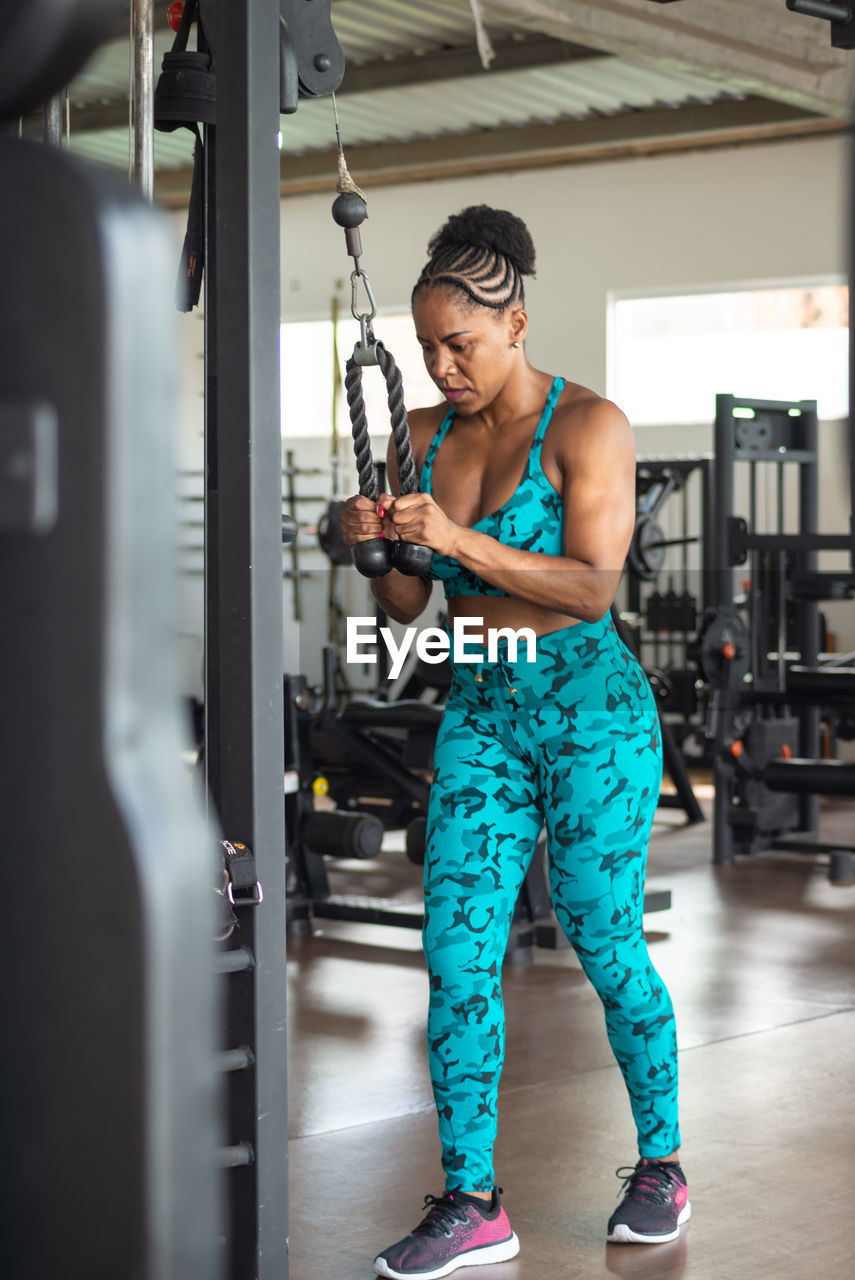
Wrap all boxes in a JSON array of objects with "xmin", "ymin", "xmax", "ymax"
[
  {"xmin": 220, "ymin": 839, "xmax": 263, "ymax": 909},
  {"xmin": 226, "ymin": 880, "xmax": 264, "ymax": 907}
]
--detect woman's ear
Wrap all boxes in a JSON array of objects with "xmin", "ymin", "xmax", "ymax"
[{"xmin": 509, "ymin": 307, "xmax": 528, "ymax": 346}]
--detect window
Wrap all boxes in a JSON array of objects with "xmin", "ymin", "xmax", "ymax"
[
  {"xmin": 608, "ymin": 282, "xmax": 849, "ymax": 426},
  {"xmin": 280, "ymin": 313, "xmax": 439, "ymax": 438}
]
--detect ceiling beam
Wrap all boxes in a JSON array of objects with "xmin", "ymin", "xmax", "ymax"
[
  {"xmin": 477, "ymin": 0, "xmax": 855, "ymax": 117},
  {"xmin": 153, "ymin": 96, "xmax": 843, "ymax": 205}
]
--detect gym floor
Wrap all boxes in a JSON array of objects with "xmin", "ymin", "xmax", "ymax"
[{"xmin": 286, "ymin": 787, "xmax": 854, "ymax": 1280}]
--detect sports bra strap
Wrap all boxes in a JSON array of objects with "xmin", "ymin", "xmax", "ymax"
[
  {"xmin": 529, "ymin": 375, "xmax": 565, "ymax": 465},
  {"xmin": 420, "ymin": 376, "xmax": 564, "ymax": 493}
]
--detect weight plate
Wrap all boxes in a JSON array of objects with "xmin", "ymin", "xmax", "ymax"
[{"xmin": 628, "ymin": 515, "xmax": 666, "ymax": 581}]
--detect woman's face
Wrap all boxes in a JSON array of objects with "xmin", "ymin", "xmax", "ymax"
[{"xmin": 412, "ymin": 285, "xmax": 525, "ymax": 414}]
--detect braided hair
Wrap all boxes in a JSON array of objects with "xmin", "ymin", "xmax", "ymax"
[{"xmin": 412, "ymin": 205, "xmax": 536, "ymax": 312}]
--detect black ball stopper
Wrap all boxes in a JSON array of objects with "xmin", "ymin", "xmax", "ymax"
[
  {"xmin": 332, "ymin": 191, "xmax": 367, "ymax": 229},
  {"xmin": 391, "ymin": 542, "xmax": 434, "ymax": 577},
  {"xmin": 352, "ymin": 537, "xmax": 393, "ymax": 579}
]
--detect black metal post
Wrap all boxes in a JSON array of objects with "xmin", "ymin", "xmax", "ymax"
[
  {"xmin": 713, "ymin": 394, "xmax": 735, "ymax": 609},
  {"xmin": 711, "ymin": 397, "xmax": 741, "ymax": 867},
  {"xmin": 797, "ymin": 402, "xmax": 821, "ymax": 835},
  {"xmin": 700, "ymin": 455, "xmax": 715, "ymax": 612},
  {"xmin": 204, "ymin": 1, "xmax": 289, "ymax": 1276},
  {"xmin": 712, "ymin": 756, "xmax": 736, "ymax": 865},
  {"xmin": 850, "ymin": 129, "xmax": 855, "ymax": 568}
]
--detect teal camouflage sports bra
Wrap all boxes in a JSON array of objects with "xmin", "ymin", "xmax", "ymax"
[{"xmin": 420, "ymin": 375, "xmax": 566, "ymax": 599}]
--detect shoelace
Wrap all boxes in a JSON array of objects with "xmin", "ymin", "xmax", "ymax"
[
  {"xmin": 413, "ymin": 1194, "xmax": 472, "ymax": 1238},
  {"xmin": 615, "ymin": 1162, "xmax": 682, "ymax": 1205}
]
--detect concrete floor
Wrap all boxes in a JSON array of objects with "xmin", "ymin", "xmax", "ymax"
[{"xmin": 286, "ymin": 794, "xmax": 855, "ymax": 1280}]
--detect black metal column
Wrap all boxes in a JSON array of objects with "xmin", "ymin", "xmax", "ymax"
[
  {"xmin": 711, "ymin": 396, "xmax": 738, "ymax": 866},
  {"xmin": 204, "ymin": 1, "xmax": 289, "ymax": 1275},
  {"xmin": 712, "ymin": 394, "xmax": 736, "ymax": 610},
  {"xmin": 701, "ymin": 455, "xmax": 716, "ymax": 613},
  {"xmin": 797, "ymin": 402, "xmax": 821, "ymax": 835},
  {"xmin": 850, "ymin": 129, "xmax": 855, "ymax": 567}
]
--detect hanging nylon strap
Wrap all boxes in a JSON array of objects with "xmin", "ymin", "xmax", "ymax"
[{"xmin": 153, "ymin": 0, "xmax": 214, "ymax": 311}]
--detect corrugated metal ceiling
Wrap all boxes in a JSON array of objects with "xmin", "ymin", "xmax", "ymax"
[
  {"xmin": 70, "ymin": 0, "xmax": 524, "ymax": 108},
  {"xmin": 67, "ymin": 38, "xmax": 739, "ymax": 175},
  {"xmin": 69, "ymin": 123, "xmax": 194, "ymax": 173},
  {"xmin": 68, "ymin": 30, "xmax": 176, "ymax": 105},
  {"xmin": 58, "ymin": 0, "xmax": 835, "ymax": 191},
  {"xmin": 280, "ymin": 58, "xmax": 735, "ymax": 154}
]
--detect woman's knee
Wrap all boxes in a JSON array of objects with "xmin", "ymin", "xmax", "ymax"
[{"xmin": 567, "ymin": 934, "xmax": 670, "ymax": 1007}]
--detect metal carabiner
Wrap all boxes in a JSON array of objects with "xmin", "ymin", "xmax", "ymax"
[
  {"xmin": 351, "ymin": 266, "xmax": 377, "ymax": 325},
  {"xmin": 350, "ymin": 268, "xmax": 380, "ymax": 364}
]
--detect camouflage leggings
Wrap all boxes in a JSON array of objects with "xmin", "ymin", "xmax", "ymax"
[{"xmin": 423, "ymin": 615, "xmax": 680, "ymax": 1191}]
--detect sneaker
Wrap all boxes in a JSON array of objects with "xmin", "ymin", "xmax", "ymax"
[
  {"xmin": 607, "ymin": 1159, "xmax": 691, "ymax": 1244},
  {"xmin": 373, "ymin": 1188, "xmax": 520, "ymax": 1279}
]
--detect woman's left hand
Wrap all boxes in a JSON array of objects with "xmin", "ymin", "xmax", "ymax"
[{"xmin": 383, "ymin": 493, "xmax": 460, "ymax": 559}]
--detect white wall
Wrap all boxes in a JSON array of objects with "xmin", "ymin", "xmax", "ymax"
[
  {"xmin": 278, "ymin": 134, "xmax": 849, "ymax": 390},
  {"xmin": 173, "ymin": 133, "xmax": 854, "ymax": 690}
]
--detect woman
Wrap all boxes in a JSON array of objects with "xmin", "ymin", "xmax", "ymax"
[{"xmin": 342, "ymin": 206, "xmax": 689, "ymax": 1280}]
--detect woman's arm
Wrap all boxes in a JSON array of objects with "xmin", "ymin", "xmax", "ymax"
[
  {"xmin": 339, "ymin": 421, "xmax": 434, "ymax": 626},
  {"xmin": 386, "ymin": 398, "xmax": 636, "ymax": 623}
]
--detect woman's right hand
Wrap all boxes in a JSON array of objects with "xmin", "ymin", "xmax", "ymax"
[
  {"xmin": 340, "ymin": 494, "xmax": 386, "ymax": 548},
  {"xmin": 341, "ymin": 492, "xmax": 431, "ymax": 622}
]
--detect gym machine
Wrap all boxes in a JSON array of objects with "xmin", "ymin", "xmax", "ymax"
[
  {"xmin": 615, "ymin": 457, "xmax": 715, "ymax": 823},
  {"xmin": 156, "ymin": 2, "xmax": 345, "ymax": 1276},
  {"xmin": 284, "ymin": 651, "xmax": 436, "ymax": 934},
  {"xmin": 624, "ymin": 455, "xmax": 716, "ymax": 756},
  {"xmin": 0, "ymin": 3, "xmax": 221, "ymax": 1277},
  {"xmin": 698, "ymin": 393, "xmax": 855, "ymax": 884},
  {"xmin": 786, "ymin": 0, "xmax": 855, "ymax": 49}
]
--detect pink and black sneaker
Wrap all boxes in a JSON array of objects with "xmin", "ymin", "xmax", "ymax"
[
  {"xmin": 607, "ymin": 1158, "xmax": 691, "ymax": 1244},
  {"xmin": 373, "ymin": 1187, "xmax": 520, "ymax": 1279}
]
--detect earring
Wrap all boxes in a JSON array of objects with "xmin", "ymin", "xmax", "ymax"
[{"xmin": 512, "ymin": 341, "xmax": 521, "ymax": 348}]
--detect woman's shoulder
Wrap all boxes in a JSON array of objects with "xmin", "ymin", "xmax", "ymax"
[
  {"xmin": 553, "ymin": 380, "xmax": 632, "ymax": 447},
  {"xmin": 540, "ymin": 379, "xmax": 634, "ymax": 483}
]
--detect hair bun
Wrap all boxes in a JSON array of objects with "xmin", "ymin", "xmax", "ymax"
[{"xmin": 427, "ymin": 205, "xmax": 536, "ymax": 276}]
